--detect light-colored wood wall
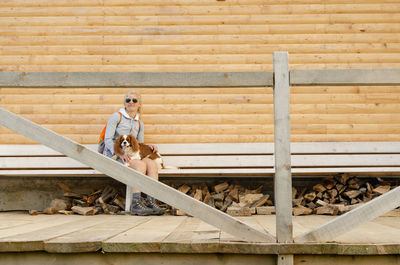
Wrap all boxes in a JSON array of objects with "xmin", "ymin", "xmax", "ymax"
[{"xmin": 0, "ymin": 0, "xmax": 399, "ymax": 144}]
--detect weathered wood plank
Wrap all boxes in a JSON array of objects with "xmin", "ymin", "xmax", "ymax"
[
  {"xmin": 220, "ymin": 216, "xmax": 267, "ymax": 242},
  {"xmin": 0, "ymin": 144, "xmax": 98, "ymax": 155},
  {"xmin": 44, "ymin": 216, "xmax": 151, "ymax": 253},
  {"xmin": 291, "ymin": 69, "xmax": 400, "ymax": 86},
  {"xmin": 0, "ymin": 213, "xmax": 76, "ymax": 239},
  {"xmin": 0, "ymin": 72, "xmax": 273, "ymax": 88},
  {"xmin": 0, "ymin": 169, "xmax": 106, "ymax": 176},
  {"xmin": 334, "ymin": 221, "xmax": 400, "ymax": 244},
  {"xmin": 289, "ymin": 141, "xmax": 400, "ymax": 154},
  {"xmin": 373, "ymin": 215, "xmax": 400, "ymax": 229},
  {"xmin": 163, "ymin": 217, "xmax": 220, "ymax": 243},
  {"xmin": 0, "ymin": 219, "xmax": 32, "ymax": 230},
  {"xmin": 3, "ymin": 154, "xmax": 400, "ymax": 169},
  {"xmin": 0, "ymin": 155, "xmax": 275, "ymax": 168},
  {"xmin": 2, "ymin": 142, "xmax": 400, "ymax": 156},
  {"xmin": 273, "ymin": 51, "xmax": 293, "ymax": 243},
  {"xmin": 160, "ymin": 217, "xmax": 221, "ymax": 253},
  {"xmin": 253, "ymin": 215, "xmax": 277, "ymax": 237},
  {"xmin": 0, "ymin": 215, "xmax": 79, "ymax": 240},
  {"xmin": 292, "ymin": 215, "xmax": 339, "ymax": 240},
  {"xmin": 0, "ymin": 215, "xmax": 106, "ymax": 252},
  {"xmin": 0, "ymin": 107, "xmax": 275, "ymax": 243},
  {"xmin": 3, "ymin": 166, "xmax": 400, "ymax": 177},
  {"xmin": 103, "ymin": 216, "xmax": 187, "ymax": 252},
  {"xmin": 294, "ymin": 215, "xmax": 400, "ymax": 244},
  {"xmin": 295, "ymin": 186, "xmax": 400, "ymax": 243},
  {"xmin": 0, "ymin": 213, "xmax": 400, "ymax": 255}
]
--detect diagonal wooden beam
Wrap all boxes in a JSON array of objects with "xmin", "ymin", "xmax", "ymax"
[
  {"xmin": 0, "ymin": 107, "xmax": 275, "ymax": 243},
  {"xmin": 295, "ymin": 185, "xmax": 400, "ymax": 243}
]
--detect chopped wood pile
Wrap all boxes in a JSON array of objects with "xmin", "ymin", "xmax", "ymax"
[
  {"xmin": 166, "ymin": 182, "xmax": 274, "ymax": 216},
  {"xmin": 28, "ymin": 175, "xmax": 398, "ymax": 216},
  {"xmin": 30, "ymin": 183, "xmax": 127, "ymax": 216},
  {"xmin": 292, "ymin": 174, "xmax": 395, "ymax": 216},
  {"xmin": 168, "ymin": 174, "xmax": 398, "ymax": 217}
]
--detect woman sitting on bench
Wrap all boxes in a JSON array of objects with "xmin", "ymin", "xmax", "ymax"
[{"xmin": 103, "ymin": 89, "xmax": 164, "ymax": 216}]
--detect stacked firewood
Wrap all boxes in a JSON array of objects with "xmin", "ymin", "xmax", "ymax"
[
  {"xmin": 292, "ymin": 174, "xmax": 396, "ymax": 216},
  {"xmin": 169, "ymin": 175, "xmax": 398, "ymax": 217},
  {"xmin": 167, "ymin": 182, "xmax": 274, "ymax": 216},
  {"xmin": 29, "ymin": 175, "xmax": 397, "ymax": 216},
  {"xmin": 30, "ymin": 183, "xmax": 126, "ymax": 216}
]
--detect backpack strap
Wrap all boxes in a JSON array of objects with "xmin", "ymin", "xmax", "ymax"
[
  {"xmin": 98, "ymin": 111, "xmax": 122, "ymax": 143},
  {"xmin": 117, "ymin": 111, "xmax": 122, "ymax": 125},
  {"xmin": 137, "ymin": 119, "xmax": 142, "ymax": 137}
]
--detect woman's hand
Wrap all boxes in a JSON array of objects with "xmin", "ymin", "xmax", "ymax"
[
  {"xmin": 148, "ymin": 144, "xmax": 158, "ymax": 153},
  {"xmin": 120, "ymin": 154, "xmax": 131, "ymax": 164}
]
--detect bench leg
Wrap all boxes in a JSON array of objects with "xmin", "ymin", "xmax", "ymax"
[{"xmin": 125, "ymin": 185, "xmax": 132, "ymax": 212}]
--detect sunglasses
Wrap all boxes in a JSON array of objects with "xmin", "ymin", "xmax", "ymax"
[{"xmin": 125, "ymin": 97, "xmax": 138, "ymax": 103}]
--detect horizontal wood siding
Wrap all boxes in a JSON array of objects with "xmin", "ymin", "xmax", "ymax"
[
  {"xmin": 0, "ymin": 0, "xmax": 399, "ymax": 143},
  {"xmin": 0, "ymin": 0, "xmax": 399, "ymax": 71},
  {"xmin": 2, "ymin": 85, "xmax": 400, "ymax": 143}
]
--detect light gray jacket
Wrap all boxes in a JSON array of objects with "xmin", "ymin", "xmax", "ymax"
[{"xmin": 103, "ymin": 108, "xmax": 144, "ymax": 158}]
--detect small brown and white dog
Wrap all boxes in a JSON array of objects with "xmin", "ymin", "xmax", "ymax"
[{"xmin": 113, "ymin": 134, "xmax": 176, "ymax": 170}]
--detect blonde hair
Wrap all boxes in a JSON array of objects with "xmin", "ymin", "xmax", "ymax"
[{"xmin": 124, "ymin": 89, "xmax": 143, "ymax": 117}]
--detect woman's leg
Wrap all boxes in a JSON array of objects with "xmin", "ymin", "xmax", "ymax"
[
  {"xmin": 142, "ymin": 158, "xmax": 164, "ymax": 215},
  {"xmin": 142, "ymin": 158, "xmax": 159, "ymax": 181},
  {"xmin": 128, "ymin": 159, "xmax": 147, "ymax": 193},
  {"xmin": 127, "ymin": 160, "xmax": 153, "ymax": 216}
]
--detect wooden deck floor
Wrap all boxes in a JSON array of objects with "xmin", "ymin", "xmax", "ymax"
[{"xmin": 0, "ymin": 212, "xmax": 399, "ymax": 256}]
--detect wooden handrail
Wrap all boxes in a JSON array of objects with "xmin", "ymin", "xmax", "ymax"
[
  {"xmin": 0, "ymin": 72, "xmax": 273, "ymax": 88},
  {"xmin": 290, "ymin": 69, "xmax": 400, "ymax": 86}
]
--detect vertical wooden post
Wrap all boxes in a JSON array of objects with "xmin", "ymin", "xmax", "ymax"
[
  {"xmin": 273, "ymin": 52, "xmax": 293, "ymax": 243},
  {"xmin": 125, "ymin": 186, "xmax": 132, "ymax": 212},
  {"xmin": 274, "ymin": 52, "xmax": 293, "ymax": 265}
]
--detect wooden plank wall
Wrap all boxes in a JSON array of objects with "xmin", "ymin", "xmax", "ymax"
[{"xmin": 0, "ymin": 0, "xmax": 400, "ymax": 144}]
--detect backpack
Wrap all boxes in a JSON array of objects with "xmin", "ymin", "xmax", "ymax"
[
  {"xmin": 97, "ymin": 112, "xmax": 142, "ymax": 154},
  {"xmin": 97, "ymin": 112, "xmax": 122, "ymax": 153}
]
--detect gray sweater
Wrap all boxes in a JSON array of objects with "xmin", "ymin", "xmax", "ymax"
[{"xmin": 104, "ymin": 108, "xmax": 144, "ymax": 158}]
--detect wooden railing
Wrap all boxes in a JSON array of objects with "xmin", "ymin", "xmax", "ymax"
[
  {"xmin": 275, "ymin": 52, "xmax": 400, "ymax": 244},
  {"xmin": 1, "ymin": 52, "xmax": 400, "ymax": 265}
]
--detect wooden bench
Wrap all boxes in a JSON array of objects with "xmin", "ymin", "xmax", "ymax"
[
  {"xmin": 2, "ymin": 142, "xmax": 400, "ymax": 178},
  {"xmin": 1, "ymin": 142, "xmax": 400, "ymax": 211}
]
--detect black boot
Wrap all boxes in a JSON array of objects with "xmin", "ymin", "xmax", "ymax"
[
  {"xmin": 130, "ymin": 193, "xmax": 153, "ymax": 216},
  {"xmin": 145, "ymin": 196, "xmax": 165, "ymax": 215}
]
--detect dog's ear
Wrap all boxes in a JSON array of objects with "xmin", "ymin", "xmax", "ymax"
[
  {"xmin": 128, "ymin": 134, "xmax": 139, "ymax": 151},
  {"xmin": 113, "ymin": 135, "xmax": 123, "ymax": 156}
]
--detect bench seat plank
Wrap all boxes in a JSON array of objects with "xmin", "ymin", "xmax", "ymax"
[
  {"xmin": 1, "ymin": 142, "xmax": 400, "ymax": 178},
  {"xmin": 2, "ymin": 154, "xmax": 400, "ymax": 169},
  {"xmin": 2, "ymin": 142, "xmax": 400, "ymax": 156},
  {"xmin": 0, "ymin": 144, "xmax": 97, "ymax": 156},
  {"xmin": 1, "ymin": 167, "xmax": 400, "ymax": 177},
  {"xmin": 0, "ymin": 155, "xmax": 274, "ymax": 168}
]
